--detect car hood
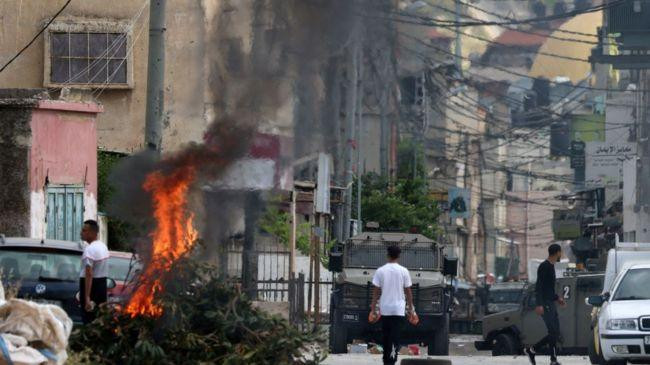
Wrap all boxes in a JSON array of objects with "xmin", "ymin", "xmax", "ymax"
[{"xmin": 605, "ymin": 299, "xmax": 650, "ymax": 319}]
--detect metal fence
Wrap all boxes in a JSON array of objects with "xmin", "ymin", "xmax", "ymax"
[
  {"xmin": 222, "ymin": 235, "xmax": 333, "ymax": 327},
  {"xmin": 306, "ymin": 280, "xmax": 333, "ymax": 324}
]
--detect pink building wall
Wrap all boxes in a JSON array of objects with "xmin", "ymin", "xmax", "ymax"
[{"xmin": 28, "ymin": 100, "xmax": 101, "ymax": 238}]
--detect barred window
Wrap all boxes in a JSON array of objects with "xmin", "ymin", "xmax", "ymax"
[{"xmin": 50, "ymin": 32, "xmax": 127, "ymax": 85}]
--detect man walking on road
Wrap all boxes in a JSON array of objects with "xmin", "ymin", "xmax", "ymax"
[
  {"xmin": 371, "ymin": 245, "xmax": 415, "ymax": 365},
  {"xmin": 526, "ymin": 244, "xmax": 566, "ymax": 365}
]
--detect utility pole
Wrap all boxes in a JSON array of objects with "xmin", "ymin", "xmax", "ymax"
[
  {"xmin": 144, "ymin": 0, "xmax": 166, "ymax": 152},
  {"xmin": 524, "ymin": 162, "xmax": 531, "ymax": 276},
  {"xmin": 380, "ymin": 90, "xmax": 389, "ymax": 178},
  {"xmin": 454, "ymin": 0, "xmax": 463, "ymax": 77},
  {"xmin": 356, "ymin": 47, "xmax": 364, "ymax": 229},
  {"xmin": 478, "ymin": 141, "xmax": 488, "ymax": 275},
  {"xmin": 343, "ymin": 36, "xmax": 360, "ymax": 240}
]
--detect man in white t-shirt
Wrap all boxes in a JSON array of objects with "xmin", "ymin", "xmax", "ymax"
[
  {"xmin": 79, "ymin": 220, "xmax": 109, "ymax": 324},
  {"xmin": 371, "ymin": 245, "xmax": 414, "ymax": 365}
]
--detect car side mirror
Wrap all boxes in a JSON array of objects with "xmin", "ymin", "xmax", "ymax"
[
  {"xmin": 107, "ymin": 278, "xmax": 117, "ymax": 290},
  {"xmin": 586, "ymin": 295, "xmax": 605, "ymax": 307},
  {"xmin": 443, "ymin": 257, "xmax": 458, "ymax": 277}
]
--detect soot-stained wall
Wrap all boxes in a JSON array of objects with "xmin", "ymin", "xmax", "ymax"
[{"xmin": 0, "ymin": 99, "xmax": 34, "ymax": 236}]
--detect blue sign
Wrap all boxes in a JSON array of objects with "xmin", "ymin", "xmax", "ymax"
[{"xmin": 448, "ymin": 188, "xmax": 470, "ymax": 219}]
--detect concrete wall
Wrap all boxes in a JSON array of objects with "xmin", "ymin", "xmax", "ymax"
[
  {"xmin": 0, "ymin": 90, "xmax": 100, "ymax": 238},
  {"xmin": 29, "ymin": 100, "xmax": 100, "ymax": 238},
  {"xmin": 0, "ymin": 96, "xmax": 33, "ymax": 236}
]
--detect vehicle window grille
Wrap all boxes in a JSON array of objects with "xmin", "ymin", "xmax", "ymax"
[{"xmin": 344, "ymin": 239, "xmax": 440, "ymax": 270}]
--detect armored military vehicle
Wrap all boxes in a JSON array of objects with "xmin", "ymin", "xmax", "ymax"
[
  {"xmin": 475, "ymin": 272, "xmax": 604, "ymax": 356},
  {"xmin": 328, "ymin": 232, "xmax": 458, "ymax": 355},
  {"xmin": 486, "ymin": 281, "xmax": 526, "ymax": 315}
]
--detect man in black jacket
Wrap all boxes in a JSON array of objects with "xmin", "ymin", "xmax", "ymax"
[{"xmin": 526, "ymin": 244, "xmax": 565, "ymax": 365}]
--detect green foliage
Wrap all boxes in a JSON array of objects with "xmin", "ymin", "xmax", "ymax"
[
  {"xmin": 259, "ymin": 202, "xmax": 334, "ymax": 267},
  {"xmin": 259, "ymin": 204, "xmax": 311, "ymax": 256},
  {"xmin": 71, "ymin": 259, "xmax": 326, "ymax": 365},
  {"xmin": 356, "ymin": 139, "xmax": 439, "ymax": 238},
  {"xmin": 97, "ymin": 151, "xmax": 133, "ymax": 251}
]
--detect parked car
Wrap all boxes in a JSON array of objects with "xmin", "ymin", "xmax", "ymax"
[
  {"xmin": 586, "ymin": 237, "xmax": 650, "ymax": 365},
  {"xmin": 587, "ymin": 263, "xmax": 650, "ymax": 364},
  {"xmin": 107, "ymin": 250, "xmax": 141, "ymax": 305},
  {"xmin": 0, "ymin": 236, "xmax": 119, "ymax": 324},
  {"xmin": 0, "ymin": 236, "xmax": 85, "ymax": 323}
]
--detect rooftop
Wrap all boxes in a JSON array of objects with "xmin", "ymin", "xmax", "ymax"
[{"xmin": 494, "ymin": 29, "xmax": 549, "ymax": 47}]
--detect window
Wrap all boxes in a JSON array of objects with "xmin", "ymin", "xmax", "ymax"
[
  {"xmin": 0, "ymin": 248, "xmax": 81, "ymax": 282},
  {"xmin": 108, "ymin": 256, "xmax": 141, "ymax": 282},
  {"xmin": 45, "ymin": 22, "xmax": 132, "ymax": 88},
  {"xmin": 613, "ymin": 268, "xmax": 650, "ymax": 301}
]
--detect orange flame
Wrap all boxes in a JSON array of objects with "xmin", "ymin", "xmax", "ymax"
[{"xmin": 125, "ymin": 167, "xmax": 198, "ymax": 317}]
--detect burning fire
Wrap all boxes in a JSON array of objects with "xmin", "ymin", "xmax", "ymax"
[{"xmin": 125, "ymin": 166, "xmax": 198, "ymax": 317}]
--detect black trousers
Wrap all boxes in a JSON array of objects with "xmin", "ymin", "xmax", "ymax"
[
  {"xmin": 534, "ymin": 302, "xmax": 560, "ymax": 361},
  {"xmin": 381, "ymin": 315, "xmax": 404, "ymax": 365},
  {"xmin": 79, "ymin": 277, "xmax": 107, "ymax": 324}
]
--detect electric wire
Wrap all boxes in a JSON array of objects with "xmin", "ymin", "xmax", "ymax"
[{"xmin": 0, "ymin": 0, "xmax": 73, "ymax": 74}]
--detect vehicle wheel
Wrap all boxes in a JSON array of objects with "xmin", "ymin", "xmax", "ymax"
[
  {"xmin": 329, "ymin": 309, "xmax": 347, "ymax": 354},
  {"xmin": 329, "ymin": 325, "xmax": 347, "ymax": 353},
  {"xmin": 428, "ymin": 313, "xmax": 450, "ymax": 356},
  {"xmin": 588, "ymin": 329, "xmax": 600, "ymax": 364},
  {"xmin": 491, "ymin": 333, "xmax": 518, "ymax": 356}
]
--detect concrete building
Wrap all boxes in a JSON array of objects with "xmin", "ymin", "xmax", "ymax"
[
  {"xmin": 0, "ymin": 0, "xmax": 296, "ymax": 155},
  {"xmin": 0, "ymin": 89, "xmax": 100, "ymax": 240}
]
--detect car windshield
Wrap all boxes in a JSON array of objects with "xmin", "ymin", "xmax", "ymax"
[
  {"xmin": 108, "ymin": 256, "xmax": 140, "ymax": 282},
  {"xmin": 488, "ymin": 289, "xmax": 522, "ymax": 304},
  {"xmin": 613, "ymin": 268, "xmax": 650, "ymax": 301},
  {"xmin": 0, "ymin": 248, "xmax": 80, "ymax": 282}
]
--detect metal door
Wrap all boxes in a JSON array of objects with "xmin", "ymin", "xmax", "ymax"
[{"xmin": 46, "ymin": 186, "xmax": 84, "ymax": 241}]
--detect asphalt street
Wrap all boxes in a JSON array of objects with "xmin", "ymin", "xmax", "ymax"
[
  {"xmin": 322, "ymin": 335, "xmax": 592, "ymax": 365},
  {"xmin": 323, "ymin": 354, "xmax": 592, "ymax": 365}
]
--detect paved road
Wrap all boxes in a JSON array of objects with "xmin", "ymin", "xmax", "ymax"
[
  {"xmin": 321, "ymin": 335, "xmax": 592, "ymax": 364},
  {"xmin": 323, "ymin": 354, "xmax": 592, "ymax": 364}
]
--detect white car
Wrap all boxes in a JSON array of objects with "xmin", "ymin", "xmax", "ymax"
[{"xmin": 587, "ymin": 263, "xmax": 650, "ymax": 364}]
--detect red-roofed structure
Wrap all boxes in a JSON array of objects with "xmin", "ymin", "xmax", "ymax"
[{"xmin": 480, "ymin": 28, "xmax": 552, "ymax": 70}]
